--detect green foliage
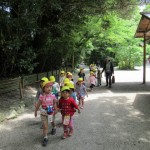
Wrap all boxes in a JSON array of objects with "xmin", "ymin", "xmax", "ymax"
[{"xmin": 0, "ymin": 0, "xmax": 142, "ymax": 77}]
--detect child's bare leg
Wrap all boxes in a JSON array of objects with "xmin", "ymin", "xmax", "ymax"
[
  {"xmin": 78, "ymin": 99, "xmax": 81, "ymax": 107},
  {"xmin": 51, "ymin": 115, "xmax": 56, "ymax": 135},
  {"xmin": 82, "ymin": 99, "xmax": 84, "ymax": 108},
  {"xmin": 68, "ymin": 117, "xmax": 74, "ymax": 136},
  {"xmin": 43, "ymin": 121, "xmax": 48, "ymax": 137},
  {"xmin": 62, "ymin": 125, "xmax": 68, "ymax": 139}
]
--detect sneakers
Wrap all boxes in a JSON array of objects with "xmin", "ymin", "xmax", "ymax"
[
  {"xmin": 42, "ymin": 138, "xmax": 48, "ymax": 146},
  {"xmin": 51, "ymin": 128, "xmax": 56, "ymax": 135},
  {"xmin": 62, "ymin": 132, "xmax": 68, "ymax": 139},
  {"xmin": 68, "ymin": 129, "xmax": 73, "ymax": 136}
]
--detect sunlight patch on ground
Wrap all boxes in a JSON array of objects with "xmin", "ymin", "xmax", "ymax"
[
  {"xmin": 0, "ymin": 125, "xmax": 12, "ymax": 131},
  {"xmin": 104, "ymin": 113, "xmax": 116, "ymax": 117},
  {"xmin": 85, "ymin": 92, "xmax": 137, "ymax": 102},
  {"xmin": 139, "ymin": 137, "xmax": 150, "ymax": 143},
  {"xmin": 13, "ymin": 113, "xmax": 34, "ymax": 121}
]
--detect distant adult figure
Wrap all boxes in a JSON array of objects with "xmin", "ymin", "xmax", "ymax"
[
  {"xmin": 78, "ymin": 68, "xmax": 86, "ymax": 81},
  {"xmin": 101, "ymin": 58, "xmax": 114, "ymax": 88}
]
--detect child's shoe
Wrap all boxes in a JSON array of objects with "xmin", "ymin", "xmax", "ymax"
[
  {"xmin": 62, "ymin": 132, "xmax": 68, "ymax": 139},
  {"xmin": 68, "ymin": 129, "xmax": 73, "ymax": 136},
  {"xmin": 42, "ymin": 138, "xmax": 48, "ymax": 146},
  {"xmin": 51, "ymin": 128, "xmax": 56, "ymax": 135}
]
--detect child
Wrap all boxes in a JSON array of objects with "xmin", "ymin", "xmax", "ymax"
[
  {"xmin": 34, "ymin": 81, "xmax": 57, "ymax": 146},
  {"xmin": 49, "ymin": 76, "xmax": 60, "ymax": 100},
  {"xmin": 59, "ymin": 71, "xmax": 66, "ymax": 86},
  {"xmin": 34, "ymin": 77, "xmax": 49, "ymax": 106},
  {"xmin": 66, "ymin": 72, "xmax": 74, "ymax": 84},
  {"xmin": 57, "ymin": 86, "xmax": 80, "ymax": 139},
  {"xmin": 68, "ymin": 82, "xmax": 77, "ymax": 103},
  {"xmin": 76, "ymin": 78, "xmax": 88, "ymax": 109},
  {"xmin": 97, "ymin": 69, "xmax": 101, "ymax": 86},
  {"xmin": 59, "ymin": 70, "xmax": 66, "ymax": 88},
  {"xmin": 63, "ymin": 78, "xmax": 71, "ymax": 86},
  {"xmin": 88, "ymin": 71, "xmax": 97, "ymax": 91}
]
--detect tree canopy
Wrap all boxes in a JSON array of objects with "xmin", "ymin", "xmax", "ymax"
[{"xmin": 0, "ymin": 0, "xmax": 145, "ymax": 77}]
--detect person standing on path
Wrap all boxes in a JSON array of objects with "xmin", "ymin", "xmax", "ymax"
[
  {"xmin": 78, "ymin": 68, "xmax": 87, "ymax": 82},
  {"xmin": 101, "ymin": 58, "xmax": 114, "ymax": 88}
]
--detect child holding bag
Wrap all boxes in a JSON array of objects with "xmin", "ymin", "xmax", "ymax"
[{"xmin": 34, "ymin": 81, "xmax": 57, "ymax": 146}]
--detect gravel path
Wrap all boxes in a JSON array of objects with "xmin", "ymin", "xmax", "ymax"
[{"xmin": 0, "ymin": 65, "xmax": 150, "ymax": 150}]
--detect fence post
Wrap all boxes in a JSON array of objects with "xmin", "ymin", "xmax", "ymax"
[
  {"xmin": 19, "ymin": 79, "xmax": 23, "ymax": 99},
  {"xmin": 22, "ymin": 76, "xmax": 24, "ymax": 89}
]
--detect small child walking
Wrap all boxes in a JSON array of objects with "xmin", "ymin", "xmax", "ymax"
[
  {"xmin": 57, "ymin": 86, "xmax": 80, "ymax": 139},
  {"xmin": 88, "ymin": 71, "xmax": 97, "ymax": 91},
  {"xmin": 34, "ymin": 77, "xmax": 49, "ymax": 106},
  {"xmin": 76, "ymin": 78, "xmax": 88, "ymax": 109},
  {"xmin": 34, "ymin": 81, "xmax": 57, "ymax": 146},
  {"xmin": 49, "ymin": 76, "xmax": 60, "ymax": 100},
  {"xmin": 59, "ymin": 70, "xmax": 66, "ymax": 88},
  {"xmin": 68, "ymin": 82, "xmax": 77, "ymax": 103}
]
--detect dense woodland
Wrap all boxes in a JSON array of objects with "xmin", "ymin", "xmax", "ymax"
[{"xmin": 0, "ymin": 0, "xmax": 150, "ymax": 77}]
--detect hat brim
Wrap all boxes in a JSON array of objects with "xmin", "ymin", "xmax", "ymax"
[{"xmin": 45, "ymin": 82, "xmax": 53, "ymax": 87}]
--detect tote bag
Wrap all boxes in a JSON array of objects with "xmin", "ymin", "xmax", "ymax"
[{"xmin": 112, "ymin": 75, "xmax": 115, "ymax": 84}]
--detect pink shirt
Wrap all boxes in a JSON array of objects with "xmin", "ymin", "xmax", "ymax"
[
  {"xmin": 39, "ymin": 94, "xmax": 56, "ymax": 109},
  {"xmin": 88, "ymin": 75, "xmax": 97, "ymax": 85}
]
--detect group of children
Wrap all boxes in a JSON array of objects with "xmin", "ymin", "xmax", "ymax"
[{"xmin": 34, "ymin": 70, "xmax": 89, "ymax": 146}]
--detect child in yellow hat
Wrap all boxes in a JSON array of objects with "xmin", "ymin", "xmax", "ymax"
[
  {"xmin": 68, "ymin": 82, "xmax": 77, "ymax": 103},
  {"xmin": 34, "ymin": 81, "xmax": 57, "ymax": 146},
  {"xmin": 88, "ymin": 71, "xmax": 97, "ymax": 91},
  {"xmin": 34, "ymin": 77, "xmax": 49, "ymax": 107},
  {"xmin": 57, "ymin": 86, "xmax": 80, "ymax": 139},
  {"xmin": 76, "ymin": 78, "xmax": 88, "ymax": 109},
  {"xmin": 49, "ymin": 76, "xmax": 60, "ymax": 100},
  {"xmin": 66, "ymin": 72, "xmax": 74, "ymax": 84},
  {"xmin": 59, "ymin": 71, "xmax": 66, "ymax": 88}
]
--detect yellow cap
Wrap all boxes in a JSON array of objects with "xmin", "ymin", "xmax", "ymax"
[
  {"xmin": 90, "ymin": 71, "xmax": 94, "ymax": 74},
  {"xmin": 42, "ymin": 81, "xmax": 53, "ymax": 88},
  {"xmin": 78, "ymin": 78, "xmax": 83, "ymax": 82},
  {"xmin": 41, "ymin": 77, "xmax": 49, "ymax": 82},
  {"xmin": 61, "ymin": 86, "xmax": 70, "ymax": 92},
  {"xmin": 68, "ymin": 83, "xmax": 75, "ymax": 89},
  {"xmin": 49, "ymin": 76, "xmax": 55, "ymax": 82},
  {"xmin": 93, "ymin": 69, "xmax": 96, "ymax": 72},
  {"xmin": 60, "ymin": 70, "xmax": 65, "ymax": 74},
  {"xmin": 64, "ymin": 78, "xmax": 70, "ymax": 84},
  {"xmin": 67, "ymin": 72, "xmax": 72, "ymax": 77}
]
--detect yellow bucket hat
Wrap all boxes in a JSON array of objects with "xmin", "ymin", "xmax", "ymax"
[
  {"xmin": 49, "ymin": 76, "xmax": 55, "ymax": 82},
  {"xmin": 42, "ymin": 81, "xmax": 53, "ymax": 88},
  {"xmin": 90, "ymin": 71, "xmax": 94, "ymax": 74},
  {"xmin": 60, "ymin": 70, "xmax": 65, "ymax": 74},
  {"xmin": 41, "ymin": 77, "xmax": 49, "ymax": 82},
  {"xmin": 61, "ymin": 86, "xmax": 70, "ymax": 92},
  {"xmin": 78, "ymin": 78, "xmax": 83, "ymax": 82},
  {"xmin": 68, "ymin": 83, "xmax": 75, "ymax": 89}
]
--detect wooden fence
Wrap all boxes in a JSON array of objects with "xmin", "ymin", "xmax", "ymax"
[{"xmin": 0, "ymin": 67, "xmax": 72, "ymax": 99}]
